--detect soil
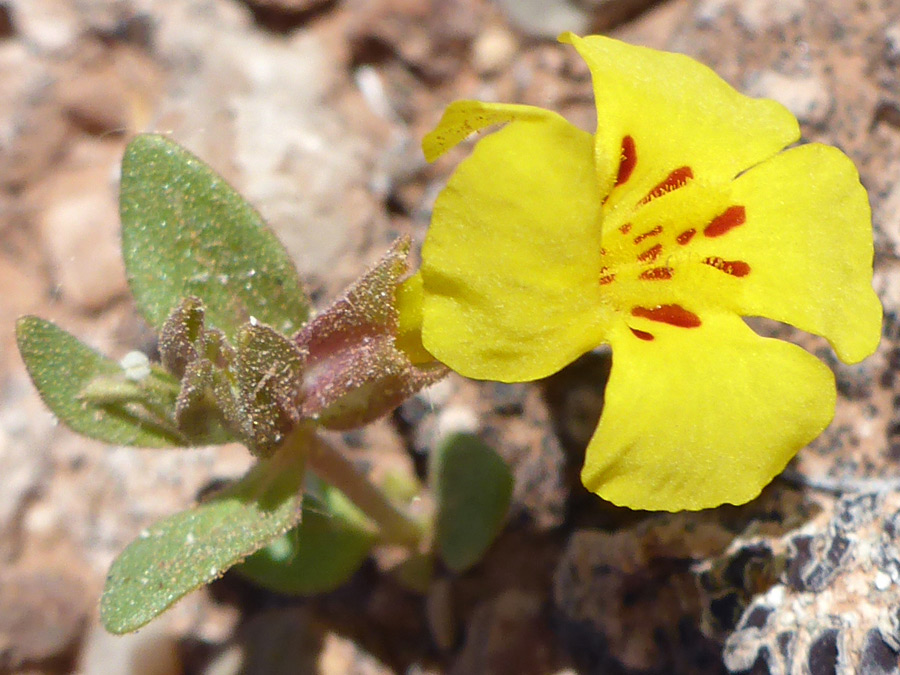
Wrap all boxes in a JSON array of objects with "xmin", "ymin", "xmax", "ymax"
[{"xmin": 3, "ymin": 0, "xmax": 900, "ymax": 673}]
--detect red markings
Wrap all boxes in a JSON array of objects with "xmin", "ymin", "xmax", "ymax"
[
  {"xmin": 639, "ymin": 266, "xmax": 673, "ymax": 280},
  {"xmin": 619, "ymin": 223, "xmax": 632, "ymax": 235},
  {"xmin": 704, "ymin": 205, "xmax": 746, "ymax": 238},
  {"xmin": 616, "ymin": 135, "xmax": 637, "ymax": 186},
  {"xmin": 704, "ymin": 256, "xmax": 751, "ymax": 277},
  {"xmin": 637, "ymin": 243, "xmax": 663, "ymax": 263},
  {"xmin": 632, "ymin": 304, "xmax": 702, "ymax": 328},
  {"xmin": 599, "ymin": 274, "xmax": 616, "ymax": 285},
  {"xmin": 634, "ymin": 225, "xmax": 663, "ymax": 244},
  {"xmin": 676, "ymin": 228, "xmax": 696, "ymax": 245},
  {"xmin": 639, "ymin": 166, "xmax": 693, "ymax": 205},
  {"xmin": 600, "ymin": 247, "xmax": 608, "ymax": 256},
  {"xmin": 630, "ymin": 328, "xmax": 655, "ymax": 341}
]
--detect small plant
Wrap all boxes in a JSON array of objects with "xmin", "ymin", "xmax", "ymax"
[
  {"xmin": 17, "ymin": 33, "xmax": 881, "ymax": 634},
  {"xmin": 17, "ymin": 134, "xmax": 513, "ymax": 634}
]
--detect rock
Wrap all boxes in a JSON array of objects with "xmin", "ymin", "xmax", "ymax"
[
  {"xmin": 425, "ymin": 576, "xmax": 457, "ymax": 651},
  {"xmin": 31, "ymin": 138, "xmax": 128, "ymax": 311},
  {"xmin": 318, "ymin": 631, "xmax": 395, "ymax": 675},
  {"xmin": 204, "ymin": 607, "xmax": 392, "ymax": 675},
  {"xmin": 694, "ymin": 0, "xmax": 730, "ymax": 25},
  {"xmin": 0, "ymin": 565, "xmax": 91, "ymax": 669},
  {"xmin": 451, "ymin": 590, "xmax": 554, "ymax": 675},
  {"xmin": 886, "ymin": 22, "xmax": 900, "ymax": 65},
  {"xmin": 150, "ymin": 9, "xmax": 394, "ymax": 288},
  {"xmin": 78, "ymin": 616, "xmax": 183, "ymax": 675},
  {"xmin": 720, "ymin": 493, "xmax": 900, "ymax": 674},
  {"xmin": 472, "ymin": 25, "xmax": 518, "ymax": 76},
  {"xmin": 576, "ymin": 0, "xmax": 664, "ymax": 30},
  {"xmin": 241, "ymin": 0, "xmax": 334, "ymax": 12},
  {"xmin": 494, "ymin": 0, "xmax": 590, "ymax": 39},
  {"xmin": 555, "ymin": 515, "xmax": 733, "ymax": 671},
  {"xmin": 734, "ymin": 0, "xmax": 804, "ymax": 33},
  {"xmin": 744, "ymin": 69, "xmax": 832, "ymax": 126},
  {"xmin": 8, "ymin": 0, "xmax": 79, "ymax": 54},
  {"xmin": 56, "ymin": 42, "xmax": 162, "ymax": 136},
  {"xmin": 0, "ymin": 419, "xmax": 49, "ymax": 561},
  {"xmin": 403, "ymin": 375, "xmax": 568, "ymax": 530},
  {"xmin": 347, "ymin": 0, "xmax": 481, "ymax": 84},
  {"xmin": 0, "ymin": 39, "xmax": 68, "ymax": 190}
]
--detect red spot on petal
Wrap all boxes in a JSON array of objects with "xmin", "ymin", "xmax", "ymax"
[
  {"xmin": 638, "ymin": 243, "xmax": 663, "ymax": 263},
  {"xmin": 634, "ymin": 225, "xmax": 663, "ymax": 244},
  {"xmin": 599, "ymin": 274, "xmax": 616, "ymax": 285},
  {"xmin": 704, "ymin": 256, "xmax": 751, "ymax": 277},
  {"xmin": 639, "ymin": 166, "xmax": 693, "ymax": 205},
  {"xmin": 616, "ymin": 135, "xmax": 637, "ymax": 186},
  {"xmin": 639, "ymin": 266, "xmax": 674, "ymax": 280},
  {"xmin": 704, "ymin": 205, "xmax": 746, "ymax": 238},
  {"xmin": 600, "ymin": 247, "xmax": 608, "ymax": 256},
  {"xmin": 632, "ymin": 304, "xmax": 701, "ymax": 328},
  {"xmin": 676, "ymin": 228, "xmax": 696, "ymax": 245},
  {"xmin": 619, "ymin": 222, "xmax": 632, "ymax": 234},
  {"xmin": 630, "ymin": 327, "xmax": 654, "ymax": 341}
]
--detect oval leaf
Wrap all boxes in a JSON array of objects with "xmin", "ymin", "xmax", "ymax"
[
  {"xmin": 237, "ymin": 479, "xmax": 376, "ymax": 594},
  {"xmin": 101, "ymin": 435, "xmax": 308, "ymax": 634},
  {"xmin": 16, "ymin": 316, "xmax": 183, "ymax": 447},
  {"xmin": 430, "ymin": 432, "xmax": 513, "ymax": 572},
  {"xmin": 120, "ymin": 134, "xmax": 310, "ymax": 341}
]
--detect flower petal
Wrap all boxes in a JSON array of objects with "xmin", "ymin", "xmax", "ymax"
[
  {"xmin": 423, "ymin": 100, "xmax": 567, "ymax": 163},
  {"xmin": 560, "ymin": 33, "xmax": 800, "ymax": 201},
  {"xmin": 420, "ymin": 107, "xmax": 612, "ymax": 381},
  {"xmin": 395, "ymin": 272, "xmax": 436, "ymax": 365},
  {"xmin": 582, "ymin": 314, "xmax": 835, "ymax": 511},
  {"xmin": 687, "ymin": 143, "xmax": 882, "ymax": 364}
]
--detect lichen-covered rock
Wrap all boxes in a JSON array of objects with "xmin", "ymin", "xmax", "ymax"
[
  {"xmin": 707, "ymin": 493, "xmax": 900, "ymax": 674},
  {"xmin": 554, "ymin": 512, "xmax": 736, "ymax": 671}
]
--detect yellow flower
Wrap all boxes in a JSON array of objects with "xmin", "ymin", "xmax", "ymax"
[{"xmin": 406, "ymin": 34, "xmax": 883, "ymax": 511}]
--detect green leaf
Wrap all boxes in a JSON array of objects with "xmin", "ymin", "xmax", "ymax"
[
  {"xmin": 101, "ymin": 432, "xmax": 309, "ymax": 634},
  {"xmin": 391, "ymin": 552, "xmax": 435, "ymax": 593},
  {"xmin": 236, "ymin": 477, "xmax": 376, "ymax": 594},
  {"xmin": 16, "ymin": 316, "xmax": 184, "ymax": 447},
  {"xmin": 431, "ymin": 433, "xmax": 513, "ymax": 572},
  {"xmin": 120, "ymin": 134, "xmax": 310, "ymax": 341}
]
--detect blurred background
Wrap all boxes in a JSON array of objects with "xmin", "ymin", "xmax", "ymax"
[{"xmin": 3, "ymin": 0, "xmax": 900, "ymax": 673}]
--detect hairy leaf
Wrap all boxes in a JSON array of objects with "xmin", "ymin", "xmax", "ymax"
[
  {"xmin": 16, "ymin": 316, "xmax": 183, "ymax": 447},
  {"xmin": 237, "ymin": 477, "xmax": 376, "ymax": 594},
  {"xmin": 101, "ymin": 432, "xmax": 308, "ymax": 633},
  {"xmin": 431, "ymin": 433, "xmax": 513, "ymax": 572},
  {"xmin": 120, "ymin": 134, "xmax": 310, "ymax": 341}
]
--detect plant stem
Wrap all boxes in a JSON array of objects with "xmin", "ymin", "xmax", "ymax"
[{"xmin": 308, "ymin": 434, "xmax": 425, "ymax": 547}]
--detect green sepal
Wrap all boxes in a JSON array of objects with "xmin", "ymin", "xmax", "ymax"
[
  {"xmin": 236, "ymin": 476, "xmax": 376, "ymax": 594},
  {"xmin": 236, "ymin": 322, "xmax": 307, "ymax": 458},
  {"xmin": 296, "ymin": 238, "xmax": 446, "ymax": 429},
  {"xmin": 430, "ymin": 433, "xmax": 513, "ymax": 572},
  {"xmin": 120, "ymin": 134, "xmax": 310, "ymax": 341},
  {"xmin": 174, "ymin": 358, "xmax": 240, "ymax": 445},
  {"xmin": 16, "ymin": 316, "xmax": 184, "ymax": 447},
  {"xmin": 100, "ymin": 431, "xmax": 309, "ymax": 634}
]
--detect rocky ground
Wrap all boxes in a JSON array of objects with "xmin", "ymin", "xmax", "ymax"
[{"xmin": 3, "ymin": 0, "xmax": 900, "ymax": 673}]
